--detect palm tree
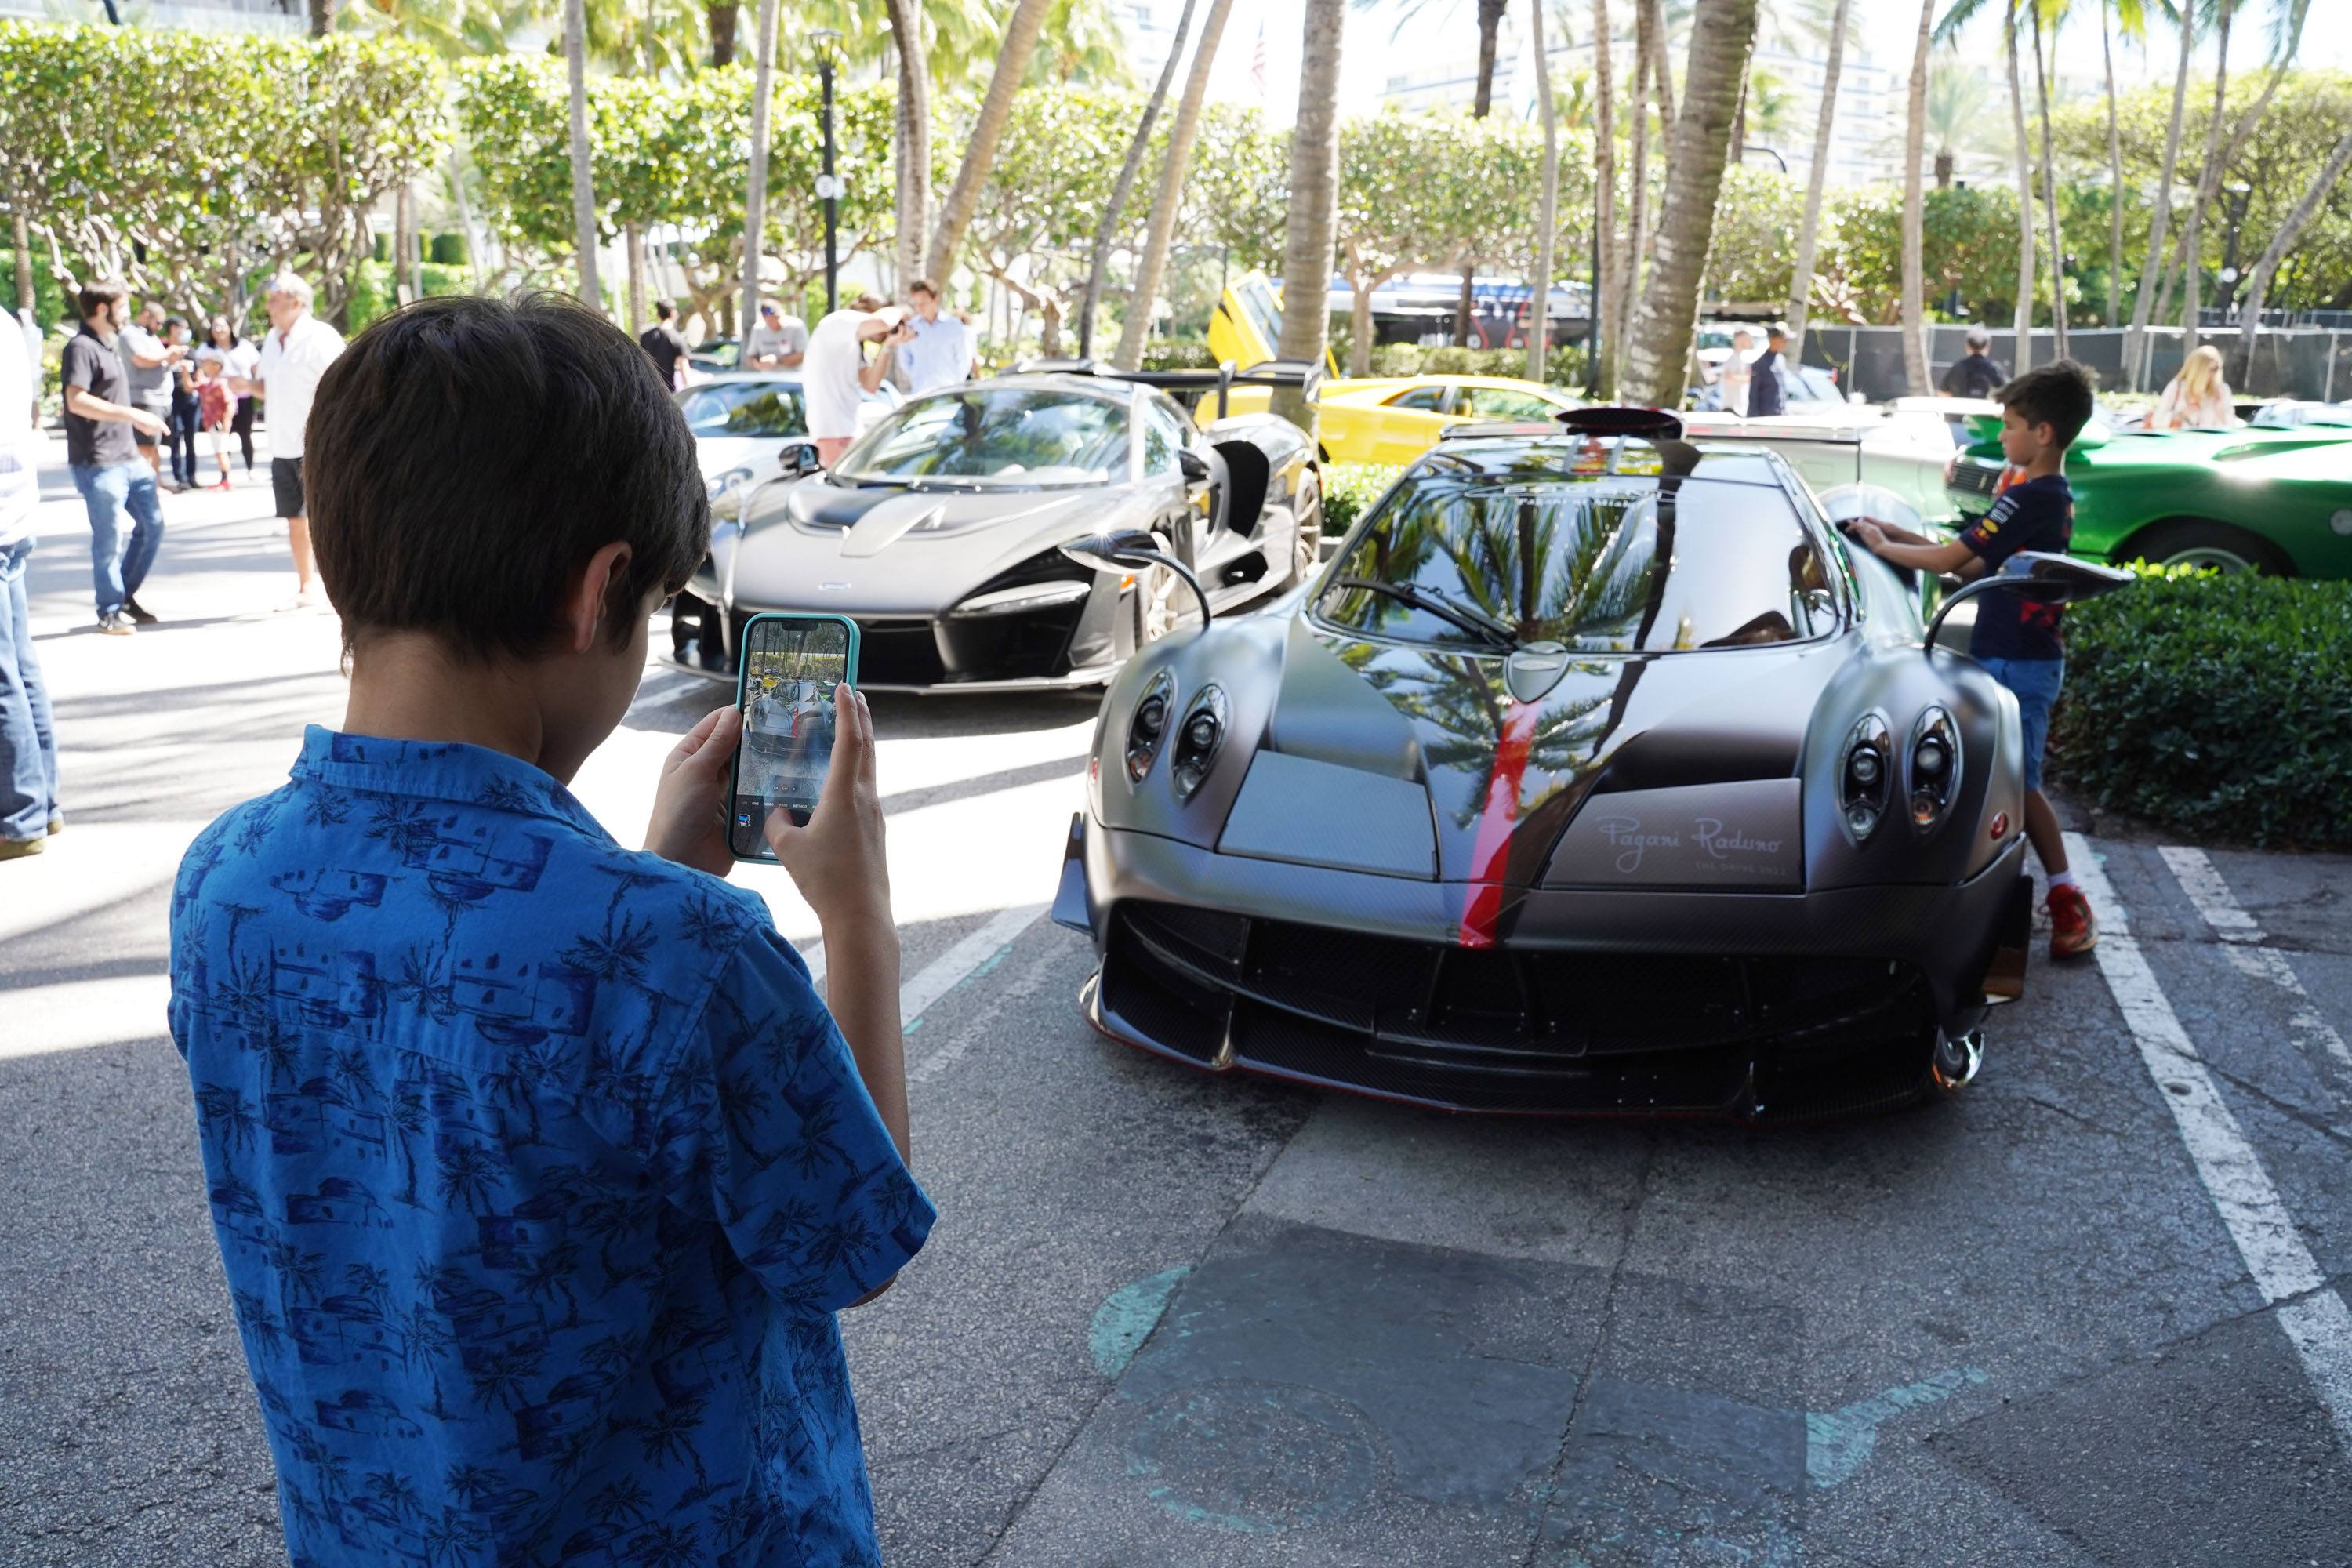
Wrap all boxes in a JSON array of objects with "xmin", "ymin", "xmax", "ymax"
[
  {"xmin": 1784, "ymin": 0, "xmax": 1853, "ymax": 367},
  {"xmin": 2098, "ymin": 0, "xmax": 2134, "ymax": 323},
  {"xmin": 1273, "ymin": 0, "xmax": 1347, "ymax": 430},
  {"xmin": 1622, "ymin": 0, "xmax": 1759, "ymax": 405},
  {"xmin": 1077, "ymin": 0, "xmax": 1200, "ymax": 357},
  {"xmin": 1525, "ymin": 0, "xmax": 1561, "ymax": 383},
  {"xmin": 1923, "ymin": 60, "xmax": 1991, "ymax": 189},
  {"xmin": 2170, "ymin": 0, "xmax": 2233, "ymax": 354},
  {"xmin": 1615, "ymin": 0, "xmax": 1653, "ymax": 375},
  {"xmin": 2122, "ymin": 0, "xmax": 2195, "ymax": 387},
  {"xmin": 2168, "ymin": 1, "xmax": 2306, "ymax": 354},
  {"xmin": 926, "ymin": 0, "xmax": 1054, "ymax": 282},
  {"xmin": 708, "ymin": 2, "xmax": 739, "ymax": 64},
  {"xmin": 739, "ymin": 0, "xmax": 780, "ymax": 343},
  {"xmin": 1902, "ymin": 0, "xmax": 1935, "ymax": 394},
  {"xmin": 885, "ymin": 0, "xmax": 931, "ymax": 291},
  {"xmin": 563, "ymin": 0, "xmax": 600, "ymax": 314},
  {"xmin": 2028, "ymin": 0, "xmax": 2066, "ymax": 357},
  {"xmin": 1590, "ymin": 0, "xmax": 1617, "ymax": 394},
  {"xmin": 1112, "ymin": 0, "xmax": 1236, "ymax": 369}
]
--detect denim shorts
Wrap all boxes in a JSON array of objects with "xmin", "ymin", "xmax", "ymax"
[{"xmin": 1977, "ymin": 655, "xmax": 2063, "ymax": 793}]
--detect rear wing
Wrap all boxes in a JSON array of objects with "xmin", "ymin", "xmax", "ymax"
[{"xmin": 1004, "ymin": 357, "xmax": 1324, "ymax": 419}]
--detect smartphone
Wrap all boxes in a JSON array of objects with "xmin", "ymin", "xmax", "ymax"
[{"xmin": 728, "ymin": 613, "xmax": 861, "ymax": 860}]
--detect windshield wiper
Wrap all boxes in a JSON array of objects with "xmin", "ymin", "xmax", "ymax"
[{"xmin": 1331, "ymin": 577, "xmax": 1517, "ymax": 650}]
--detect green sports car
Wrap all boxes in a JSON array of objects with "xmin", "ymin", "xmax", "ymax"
[{"xmin": 1946, "ymin": 420, "xmax": 2352, "ymax": 577}]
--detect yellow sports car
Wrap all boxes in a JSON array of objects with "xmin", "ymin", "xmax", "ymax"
[{"xmin": 1219, "ymin": 375, "xmax": 1581, "ymax": 463}]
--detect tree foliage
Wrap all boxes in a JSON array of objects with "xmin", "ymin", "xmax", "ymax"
[{"xmin": 0, "ymin": 21, "xmax": 445, "ymax": 324}]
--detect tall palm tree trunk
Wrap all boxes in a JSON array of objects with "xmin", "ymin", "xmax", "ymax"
[
  {"xmin": 1526, "ymin": 0, "xmax": 1559, "ymax": 384},
  {"xmin": 1901, "ymin": 0, "xmax": 1933, "ymax": 394},
  {"xmin": 624, "ymin": 223, "xmax": 647, "ymax": 335},
  {"xmin": 308, "ymin": 0, "xmax": 334, "ymax": 37},
  {"xmin": 885, "ymin": 0, "xmax": 931, "ymax": 293},
  {"xmin": 1274, "ymin": 0, "xmax": 1346, "ymax": 431},
  {"xmin": 1079, "ymin": 0, "xmax": 1200, "ymax": 358},
  {"xmin": 2004, "ymin": 12, "xmax": 2033, "ymax": 373},
  {"xmin": 1591, "ymin": 0, "xmax": 1617, "ymax": 396},
  {"xmin": 1786, "ymin": 0, "xmax": 1850, "ymax": 366},
  {"xmin": 2173, "ymin": 0, "xmax": 2233, "ymax": 355},
  {"xmin": 564, "ymin": 0, "xmax": 600, "ymax": 313},
  {"xmin": 2101, "ymin": 0, "xmax": 2123, "ymax": 325},
  {"xmin": 14, "ymin": 207, "xmax": 38, "ymax": 318},
  {"xmin": 1616, "ymin": 3, "xmax": 1653, "ymax": 372},
  {"xmin": 2124, "ymin": 1, "xmax": 2195, "ymax": 390},
  {"xmin": 2232, "ymin": 123, "xmax": 2352, "ymax": 382},
  {"xmin": 1454, "ymin": 0, "xmax": 1510, "ymax": 347},
  {"xmin": 707, "ymin": 2, "xmax": 738, "ymax": 67},
  {"xmin": 2030, "ymin": 3, "xmax": 2066, "ymax": 358},
  {"xmin": 739, "ymin": 0, "xmax": 779, "ymax": 340},
  {"xmin": 927, "ymin": 0, "xmax": 1052, "ymax": 282},
  {"xmin": 1115, "ymin": 0, "xmax": 1236, "ymax": 371},
  {"xmin": 1623, "ymin": 0, "xmax": 1758, "ymax": 406}
]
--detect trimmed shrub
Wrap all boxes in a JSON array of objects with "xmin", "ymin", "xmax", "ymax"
[
  {"xmin": 428, "ymin": 231, "xmax": 470, "ymax": 266},
  {"xmin": 1141, "ymin": 339, "xmax": 1219, "ymax": 371},
  {"xmin": 1320, "ymin": 463, "xmax": 1405, "ymax": 536},
  {"xmin": 2049, "ymin": 568, "xmax": 2352, "ymax": 849}
]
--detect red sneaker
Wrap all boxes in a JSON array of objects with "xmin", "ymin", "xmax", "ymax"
[{"xmin": 2048, "ymin": 884, "xmax": 2097, "ymax": 960}]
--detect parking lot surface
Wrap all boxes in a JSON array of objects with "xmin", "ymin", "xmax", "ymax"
[{"xmin": 3, "ymin": 445, "xmax": 2347, "ymax": 1566}]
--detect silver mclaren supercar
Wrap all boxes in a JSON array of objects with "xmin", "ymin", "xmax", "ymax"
[{"xmin": 666, "ymin": 362, "xmax": 1326, "ymax": 691}]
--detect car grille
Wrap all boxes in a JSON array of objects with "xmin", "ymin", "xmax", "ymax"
[{"xmin": 1098, "ymin": 901, "xmax": 1934, "ymax": 1118}]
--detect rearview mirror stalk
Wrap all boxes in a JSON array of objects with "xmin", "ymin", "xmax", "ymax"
[
  {"xmin": 1058, "ymin": 529, "xmax": 1214, "ymax": 627},
  {"xmin": 1924, "ymin": 550, "xmax": 2134, "ymax": 652}
]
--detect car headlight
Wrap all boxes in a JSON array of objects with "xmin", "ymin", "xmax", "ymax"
[
  {"xmin": 707, "ymin": 465, "xmax": 756, "ymax": 521},
  {"xmin": 1840, "ymin": 713, "xmax": 1893, "ymax": 842},
  {"xmin": 1126, "ymin": 670, "xmax": 1176, "ymax": 784},
  {"xmin": 1907, "ymin": 706, "xmax": 1962, "ymax": 833},
  {"xmin": 1170, "ymin": 684, "xmax": 1229, "ymax": 802},
  {"xmin": 948, "ymin": 579, "xmax": 1091, "ymax": 619}
]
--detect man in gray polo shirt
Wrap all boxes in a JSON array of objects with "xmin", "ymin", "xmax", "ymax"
[{"xmin": 63, "ymin": 279, "xmax": 169, "ymax": 634}]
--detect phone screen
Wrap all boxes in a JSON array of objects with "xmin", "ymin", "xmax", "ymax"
[{"xmin": 730, "ymin": 615, "xmax": 854, "ymax": 858}]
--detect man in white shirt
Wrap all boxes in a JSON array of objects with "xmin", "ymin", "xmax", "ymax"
[
  {"xmin": 803, "ymin": 294, "xmax": 910, "ymax": 466},
  {"xmin": 742, "ymin": 301, "xmax": 809, "ymax": 370},
  {"xmin": 898, "ymin": 278, "xmax": 976, "ymax": 397},
  {"xmin": 0, "ymin": 303, "xmax": 60, "ymax": 858},
  {"xmin": 230, "ymin": 272, "xmax": 345, "ymax": 607}
]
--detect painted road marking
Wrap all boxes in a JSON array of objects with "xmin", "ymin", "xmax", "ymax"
[
  {"xmin": 1, "ymin": 974, "xmax": 174, "ymax": 1059},
  {"xmin": 1806, "ymin": 1368, "xmax": 1988, "ymax": 1489},
  {"xmin": 907, "ymin": 919, "xmax": 1061, "ymax": 1087},
  {"xmin": 2069, "ymin": 833, "xmax": 2352, "ymax": 1450},
  {"xmin": 2160, "ymin": 845, "xmax": 2352, "ymax": 1096}
]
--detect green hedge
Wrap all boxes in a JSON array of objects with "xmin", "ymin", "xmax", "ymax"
[
  {"xmin": 2050, "ymin": 568, "xmax": 2352, "ymax": 849},
  {"xmin": 1321, "ymin": 463, "xmax": 1404, "ymax": 537},
  {"xmin": 343, "ymin": 259, "xmax": 475, "ymax": 332},
  {"xmin": 428, "ymin": 231, "xmax": 470, "ymax": 266},
  {"xmin": 0, "ymin": 252, "xmax": 71, "ymax": 332}
]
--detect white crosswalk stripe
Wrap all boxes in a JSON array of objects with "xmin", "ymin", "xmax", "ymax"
[{"xmin": 2070, "ymin": 833, "xmax": 2352, "ymax": 1451}]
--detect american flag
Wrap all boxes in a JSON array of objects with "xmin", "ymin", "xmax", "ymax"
[{"xmin": 1250, "ymin": 20, "xmax": 1266, "ymax": 99}]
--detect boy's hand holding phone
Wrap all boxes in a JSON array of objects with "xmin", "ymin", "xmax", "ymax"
[
  {"xmin": 644, "ymin": 704, "xmax": 742, "ymax": 877},
  {"xmin": 768, "ymin": 684, "xmax": 892, "ymax": 935}
]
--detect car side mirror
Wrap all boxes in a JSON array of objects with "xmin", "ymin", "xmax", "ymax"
[
  {"xmin": 1177, "ymin": 448, "xmax": 1212, "ymax": 484},
  {"xmin": 1058, "ymin": 529, "xmax": 1214, "ymax": 626},
  {"xmin": 778, "ymin": 439, "xmax": 823, "ymax": 476},
  {"xmin": 1924, "ymin": 550, "xmax": 2133, "ymax": 649}
]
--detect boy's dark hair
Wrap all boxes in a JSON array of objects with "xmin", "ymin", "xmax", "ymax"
[
  {"xmin": 307, "ymin": 292, "xmax": 707, "ymax": 664},
  {"xmin": 78, "ymin": 278, "xmax": 128, "ymax": 318},
  {"xmin": 908, "ymin": 278, "xmax": 938, "ymax": 299},
  {"xmin": 1996, "ymin": 359, "xmax": 2096, "ymax": 450},
  {"xmin": 654, "ymin": 298, "xmax": 677, "ymax": 321}
]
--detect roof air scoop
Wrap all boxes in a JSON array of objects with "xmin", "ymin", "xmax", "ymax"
[{"xmin": 1556, "ymin": 406, "xmax": 1685, "ymax": 441}]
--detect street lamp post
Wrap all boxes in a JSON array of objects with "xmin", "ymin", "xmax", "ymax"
[{"xmin": 815, "ymin": 29, "xmax": 841, "ymax": 315}]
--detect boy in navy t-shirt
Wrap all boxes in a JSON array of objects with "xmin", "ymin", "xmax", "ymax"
[{"xmin": 1849, "ymin": 360, "xmax": 2099, "ymax": 958}]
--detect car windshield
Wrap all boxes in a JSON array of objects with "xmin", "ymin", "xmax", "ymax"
[
  {"xmin": 677, "ymin": 380, "xmax": 803, "ymax": 438},
  {"xmin": 1316, "ymin": 464, "xmax": 1833, "ymax": 653},
  {"xmin": 833, "ymin": 387, "xmax": 1131, "ymax": 485}
]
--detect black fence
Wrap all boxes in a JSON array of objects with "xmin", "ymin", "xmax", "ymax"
[{"xmin": 1795, "ymin": 325, "xmax": 2352, "ymax": 405}]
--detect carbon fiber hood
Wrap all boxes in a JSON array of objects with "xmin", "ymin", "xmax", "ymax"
[{"xmin": 720, "ymin": 478, "xmax": 1151, "ymax": 615}]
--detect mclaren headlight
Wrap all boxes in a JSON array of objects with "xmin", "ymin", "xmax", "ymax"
[
  {"xmin": 1907, "ymin": 706, "xmax": 1962, "ymax": 833},
  {"xmin": 948, "ymin": 579, "xmax": 1091, "ymax": 619},
  {"xmin": 1840, "ymin": 713, "xmax": 1893, "ymax": 842},
  {"xmin": 706, "ymin": 465, "xmax": 757, "ymax": 521}
]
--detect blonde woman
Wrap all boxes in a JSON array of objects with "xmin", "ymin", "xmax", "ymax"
[{"xmin": 2149, "ymin": 344, "xmax": 2239, "ymax": 430}]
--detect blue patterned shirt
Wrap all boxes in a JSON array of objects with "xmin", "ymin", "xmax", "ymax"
[{"xmin": 167, "ymin": 727, "xmax": 934, "ymax": 1568}]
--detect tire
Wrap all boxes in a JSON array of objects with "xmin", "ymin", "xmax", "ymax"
[
  {"xmin": 1281, "ymin": 469, "xmax": 1325, "ymax": 590},
  {"xmin": 2125, "ymin": 517, "xmax": 2296, "ymax": 576},
  {"xmin": 1130, "ymin": 560, "xmax": 1181, "ymax": 648}
]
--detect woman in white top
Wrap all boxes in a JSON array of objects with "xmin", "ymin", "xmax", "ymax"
[{"xmin": 2149, "ymin": 344, "xmax": 2239, "ymax": 430}]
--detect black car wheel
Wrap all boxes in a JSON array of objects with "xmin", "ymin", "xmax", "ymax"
[{"xmin": 2129, "ymin": 517, "xmax": 2295, "ymax": 576}]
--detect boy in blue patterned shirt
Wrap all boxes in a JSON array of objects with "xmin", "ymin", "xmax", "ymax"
[
  {"xmin": 1850, "ymin": 358, "xmax": 2100, "ymax": 959},
  {"xmin": 168, "ymin": 294, "xmax": 931, "ymax": 1567}
]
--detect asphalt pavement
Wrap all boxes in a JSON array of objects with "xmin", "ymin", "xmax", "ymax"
[{"xmin": 2, "ymin": 430, "xmax": 2348, "ymax": 1567}]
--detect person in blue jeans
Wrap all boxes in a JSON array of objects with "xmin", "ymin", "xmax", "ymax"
[
  {"xmin": 1, "ymin": 305, "xmax": 57, "ymax": 861},
  {"xmin": 61, "ymin": 279, "xmax": 169, "ymax": 634},
  {"xmin": 1851, "ymin": 359, "xmax": 2100, "ymax": 959}
]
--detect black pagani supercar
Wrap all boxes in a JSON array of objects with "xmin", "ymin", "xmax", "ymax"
[{"xmin": 1050, "ymin": 409, "xmax": 2131, "ymax": 1118}]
